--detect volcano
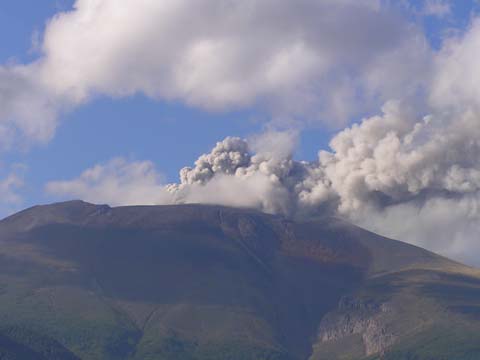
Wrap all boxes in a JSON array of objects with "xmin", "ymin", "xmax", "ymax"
[{"xmin": 0, "ymin": 201, "xmax": 478, "ymax": 359}]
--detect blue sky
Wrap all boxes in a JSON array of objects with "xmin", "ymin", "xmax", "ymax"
[
  {"xmin": 0, "ymin": 1, "xmax": 259, "ymax": 204},
  {"xmin": 0, "ymin": 1, "xmax": 477, "ymax": 210},
  {"xmin": 0, "ymin": 0, "xmax": 345, "ymax": 208},
  {"xmin": 3, "ymin": 0, "xmax": 480, "ymax": 264}
]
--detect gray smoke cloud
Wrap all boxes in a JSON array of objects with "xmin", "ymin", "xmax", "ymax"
[
  {"xmin": 168, "ymin": 100, "xmax": 480, "ymax": 217},
  {"xmin": 160, "ymin": 95, "xmax": 480, "ymax": 264},
  {"xmin": 47, "ymin": 97, "xmax": 480, "ymax": 265},
  {"xmin": 44, "ymin": 3, "xmax": 480, "ymax": 265}
]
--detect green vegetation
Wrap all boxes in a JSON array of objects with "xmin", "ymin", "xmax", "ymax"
[
  {"xmin": 366, "ymin": 324, "xmax": 480, "ymax": 360},
  {"xmin": 0, "ymin": 326, "xmax": 79, "ymax": 360},
  {"xmin": 133, "ymin": 334, "xmax": 292, "ymax": 360},
  {"xmin": 0, "ymin": 202, "xmax": 479, "ymax": 359}
]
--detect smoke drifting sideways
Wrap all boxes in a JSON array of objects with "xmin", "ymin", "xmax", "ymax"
[
  {"xmin": 160, "ymin": 20, "xmax": 480, "ymax": 265},
  {"xmin": 161, "ymin": 99, "xmax": 480, "ymax": 265},
  {"xmin": 42, "ymin": 3, "xmax": 480, "ymax": 265},
  {"xmin": 46, "ymin": 101, "xmax": 480, "ymax": 265},
  {"xmin": 45, "ymin": 103, "xmax": 480, "ymax": 265}
]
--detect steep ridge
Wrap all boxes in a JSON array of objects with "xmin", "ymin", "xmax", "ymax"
[{"xmin": 0, "ymin": 201, "xmax": 477, "ymax": 359}]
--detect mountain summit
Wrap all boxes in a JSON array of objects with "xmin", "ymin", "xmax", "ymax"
[{"xmin": 0, "ymin": 201, "xmax": 479, "ymax": 359}]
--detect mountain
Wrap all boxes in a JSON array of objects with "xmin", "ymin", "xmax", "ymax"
[{"xmin": 0, "ymin": 200, "xmax": 479, "ymax": 359}]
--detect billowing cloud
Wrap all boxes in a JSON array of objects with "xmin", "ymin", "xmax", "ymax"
[
  {"xmin": 0, "ymin": 0, "xmax": 431, "ymax": 145},
  {"xmin": 316, "ymin": 101, "xmax": 480, "ymax": 265},
  {"xmin": 167, "ymin": 132, "xmax": 301, "ymax": 214},
  {"xmin": 45, "ymin": 96, "xmax": 480, "ymax": 265},
  {"xmin": 431, "ymin": 18, "xmax": 480, "ymax": 112},
  {"xmin": 45, "ymin": 158, "xmax": 172, "ymax": 206},
  {"xmin": 6, "ymin": 0, "xmax": 480, "ymax": 265},
  {"xmin": 0, "ymin": 65, "xmax": 60, "ymax": 145}
]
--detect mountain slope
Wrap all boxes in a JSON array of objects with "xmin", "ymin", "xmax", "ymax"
[{"xmin": 0, "ymin": 201, "xmax": 478, "ymax": 359}]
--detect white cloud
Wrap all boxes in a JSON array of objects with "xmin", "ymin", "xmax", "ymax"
[
  {"xmin": 45, "ymin": 104, "xmax": 480, "ymax": 265},
  {"xmin": 431, "ymin": 19, "xmax": 480, "ymax": 112},
  {"xmin": 8, "ymin": 0, "xmax": 480, "ymax": 265},
  {"xmin": 353, "ymin": 196, "xmax": 480, "ymax": 267},
  {"xmin": 0, "ymin": 64, "xmax": 60, "ymax": 146},
  {"xmin": 0, "ymin": 0, "xmax": 431, "ymax": 146},
  {"xmin": 45, "ymin": 158, "xmax": 172, "ymax": 206},
  {"xmin": 316, "ymin": 101, "xmax": 480, "ymax": 265}
]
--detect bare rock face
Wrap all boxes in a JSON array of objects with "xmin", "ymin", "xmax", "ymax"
[{"xmin": 317, "ymin": 296, "xmax": 397, "ymax": 356}]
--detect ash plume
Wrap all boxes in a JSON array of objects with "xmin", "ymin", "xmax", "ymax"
[{"xmin": 43, "ymin": 1, "xmax": 480, "ymax": 265}]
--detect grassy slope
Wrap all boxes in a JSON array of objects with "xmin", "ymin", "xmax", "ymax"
[
  {"xmin": 0, "ymin": 204, "xmax": 363, "ymax": 359},
  {"xmin": 311, "ymin": 265, "xmax": 480, "ymax": 360},
  {"xmin": 365, "ymin": 323, "xmax": 480, "ymax": 360},
  {"xmin": 0, "ymin": 202, "xmax": 479, "ymax": 359},
  {"xmin": 370, "ymin": 268, "xmax": 480, "ymax": 360},
  {"xmin": 0, "ymin": 324, "xmax": 80, "ymax": 360}
]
